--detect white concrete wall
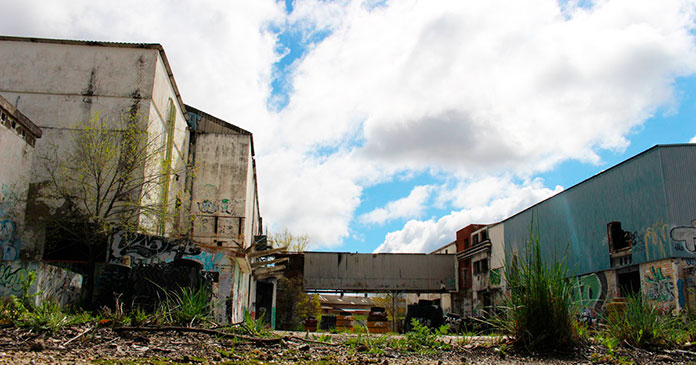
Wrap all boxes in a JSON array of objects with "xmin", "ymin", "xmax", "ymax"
[
  {"xmin": 0, "ymin": 39, "xmax": 189, "ymax": 256},
  {"xmin": 191, "ymin": 133, "xmax": 251, "ymax": 247},
  {"xmin": 0, "ymin": 120, "xmax": 34, "ymax": 260}
]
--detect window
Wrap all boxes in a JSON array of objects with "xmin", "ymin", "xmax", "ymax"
[
  {"xmin": 607, "ymin": 221, "xmax": 630, "ymax": 252},
  {"xmin": 481, "ymin": 230, "xmax": 489, "ymax": 242},
  {"xmin": 473, "ymin": 234, "xmax": 480, "ymax": 245},
  {"xmin": 473, "ymin": 259, "xmax": 489, "ymax": 275},
  {"xmin": 464, "ymin": 238, "xmax": 469, "ymax": 249}
]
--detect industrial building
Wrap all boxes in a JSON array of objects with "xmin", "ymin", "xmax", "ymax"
[{"xmin": 0, "ymin": 36, "xmax": 266, "ymax": 325}]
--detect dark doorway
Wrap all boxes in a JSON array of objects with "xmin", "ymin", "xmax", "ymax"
[
  {"xmin": 617, "ymin": 268, "xmax": 640, "ymax": 297},
  {"xmin": 255, "ymin": 281, "xmax": 274, "ymax": 325}
]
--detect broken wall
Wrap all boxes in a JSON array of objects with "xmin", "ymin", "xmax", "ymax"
[{"xmin": 0, "ymin": 261, "xmax": 82, "ymax": 306}]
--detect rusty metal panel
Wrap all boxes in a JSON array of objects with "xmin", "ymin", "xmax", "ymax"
[{"xmin": 303, "ymin": 252, "xmax": 457, "ymax": 292}]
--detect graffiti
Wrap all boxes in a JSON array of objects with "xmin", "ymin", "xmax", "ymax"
[
  {"xmin": 183, "ymin": 251, "xmax": 225, "ymax": 272},
  {"xmin": 197, "ymin": 198, "xmax": 242, "ymax": 216},
  {"xmin": 0, "ymin": 264, "xmax": 28, "ymax": 292},
  {"xmin": 645, "ymin": 266, "xmax": 675, "ymax": 303},
  {"xmin": 197, "ymin": 199, "xmax": 218, "ymax": 214},
  {"xmin": 0, "ymin": 262, "xmax": 82, "ymax": 306},
  {"xmin": 683, "ymin": 267, "xmax": 696, "ymax": 315},
  {"xmin": 490, "ymin": 268, "xmax": 501, "ymax": 286},
  {"xmin": 111, "ymin": 231, "xmax": 201, "ymax": 261},
  {"xmin": 0, "ymin": 184, "xmax": 20, "ymax": 261},
  {"xmin": 572, "ymin": 272, "xmax": 608, "ymax": 316},
  {"xmin": 643, "ymin": 221, "xmax": 669, "ymax": 260},
  {"xmin": 0, "ymin": 219, "xmax": 20, "ymax": 260},
  {"xmin": 671, "ymin": 220, "xmax": 696, "ymax": 253}
]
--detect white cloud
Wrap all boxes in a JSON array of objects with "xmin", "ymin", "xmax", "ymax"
[
  {"xmin": 374, "ymin": 178, "xmax": 563, "ymax": 253},
  {"xmin": 2, "ymin": 1, "xmax": 696, "ymax": 251},
  {"xmin": 690, "ymin": 135, "xmax": 696, "ymax": 143},
  {"xmin": 359, "ymin": 185, "xmax": 433, "ymax": 225},
  {"xmin": 279, "ymin": 0, "xmax": 696, "ymax": 174}
]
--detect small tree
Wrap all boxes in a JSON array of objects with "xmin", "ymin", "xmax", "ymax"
[
  {"xmin": 269, "ymin": 227, "xmax": 310, "ymax": 252},
  {"xmin": 373, "ymin": 292, "xmax": 406, "ymax": 332},
  {"xmin": 37, "ymin": 112, "xmax": 187, "ymax": 305}
]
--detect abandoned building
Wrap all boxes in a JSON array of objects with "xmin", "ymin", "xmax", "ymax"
[
  {"xmin": 438, "ymin": 144, "xmax": 696, "ymax": 319},
  {"xmin": 499, "ymin": 144, "xmax": 696, "ymax": 317},
  {"xmin": 0, "ymin": 36, "xmax": 268, "ymax": 325}
]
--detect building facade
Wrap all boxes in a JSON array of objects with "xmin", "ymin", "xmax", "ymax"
[
  {"xmin": 0, "ymin": 94, "xmax": 42, "ymax": 261},
  {"xmin": 0, "ymin": 36, "xmax": 190, "ymax": 261},
  {"xmin": 499, "ymin": 144, "xmax": 696, "ymax": 317}
]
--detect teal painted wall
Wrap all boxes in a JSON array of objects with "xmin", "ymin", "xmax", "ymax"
[{"xmin": 504, "ymin": 147, "xmax": 675, "ymax": 276}]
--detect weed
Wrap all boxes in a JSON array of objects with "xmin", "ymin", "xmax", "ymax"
[
  {"xmin": 493, "ymin": 221, "xmax": 578, "ymax": 352},
  {"xmin": 19, "ymin": 300, "xmax": 69, "ymax": 333},
  {"xmin": 603, "ymin": 293, "xmax": 679, "ymax": 348},
  {"xmin": 167, "ymin": 286, "xmax": 211, "ymax": 326},
  {"xmin": 236, "ymin": 309, "xmax": 270, "ymax": 337},
  {"xmin": 130, "ymin": 306, "xmax": 150, "ymax": 326},
  {"xmin": 403, "ymin": 318, "xmax": 450, "ymax": 354}
]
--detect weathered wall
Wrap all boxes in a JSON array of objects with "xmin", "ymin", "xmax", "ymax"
[
  {"xmin": 0, "ymin": 123, "xmax": 33, "ymax": 260},
  {"xmin": 191, "ymin": 133, "xmax": 250, "ymax": 248},
  {"xmin": 304, "ymin": 252, "xmax": 457, "ymax": 292},
  {"xmin": 641, "ymin": 258, "xmax": 679, "ymax": 313},
  {"xmin": 0, "ymin": 39, "xmax": 192, "ymax": 257},
  {"xmin": 0, "ymin": 261, "xmax": 82, "ymax": 306},
  {"xmin": 107, "ymin": 231, "xmax": 243, "ymax": 323},
  {"xmin": 503, "ymin": 145, "xmax": 696, "ymax": 277}
]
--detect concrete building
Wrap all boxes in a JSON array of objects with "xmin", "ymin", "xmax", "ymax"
[
  {"xmin": 0, "ymin": 36, "xmax": 190, "ymax": 261},
  {"xmin": 499, "ymin": 144, "xmax": 696, "ymax": 318},
  {"xmin": 451, "ymin": 224, "xmax": 486, "ymax": 316},
  {"xmin": 0, "ymin": 94, "xmax": 42, "ymax": 260},
  {"xmin": 0, "ymin": 36, "xmax": 266, "ymax": 324},
  {"xmin": 185, "ymin": 106, "xmax": 264, "ymax": 323}
]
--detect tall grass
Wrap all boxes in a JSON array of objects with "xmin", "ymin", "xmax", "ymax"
[
  {"xmin": 494, "ymin": 226, "xmax": 578, "ymax": 352},
  {"xmin": 603, "ymin": 293, "xmax": 679, "ymax": 348}
]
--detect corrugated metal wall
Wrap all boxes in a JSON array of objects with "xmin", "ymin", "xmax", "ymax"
[
  {"xmin": 503, "ymin": 146, "xmax": 681, "ymax": 276},
  {"xmin": 304, "ymin": 252, "xmax": 457, "ymax": 292},
  {"xmin": 662, "ymin": 145, "xmax": 696, "ymax": 258}
]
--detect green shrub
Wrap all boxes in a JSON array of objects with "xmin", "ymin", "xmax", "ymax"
[
  {"xmin": 603, "ymin": 293, "xmax": 679, "ymax": 348},
  {"xmin": 494, "ymin": 226, "xmax": 578, "ymax": 352}
]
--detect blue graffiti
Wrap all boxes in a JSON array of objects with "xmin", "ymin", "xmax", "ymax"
[
  {"xmin": 0, "ymin": 220, "xmax": 20, "ymax": 261},
  {"xmin": 183, "ymin": 251, "xmax": 225, "ymax": 272}
]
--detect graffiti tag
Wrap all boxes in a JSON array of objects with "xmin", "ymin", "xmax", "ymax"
[
  {"xmin": 572, "ymin": 272, "xmax": 607, "ymax": 316},
  {"xmin": 671, "ymin": 221, "xmax": 696, "ymax": 253},
  {"xmin": 197, "ymin": 200, "xmax": 218, "ymax": 214},
  {"xmin": 111, "ymin": 231, "xmax": 201, "ymax": 260},
  {"xmin": 645, "ymin": 266, "xmax": 675, "ymax": 303}
]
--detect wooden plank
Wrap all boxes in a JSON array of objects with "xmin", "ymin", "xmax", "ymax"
[
  {"xmin": 251, "ymin": 257, "xmax": 289, "ymax": 269},
  {"xmin": 247, "ymin": 246, "xmax": 288, "ymax": 259}
]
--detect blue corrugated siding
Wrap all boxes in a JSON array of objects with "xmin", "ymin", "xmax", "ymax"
[
  {"xmin": 661, "ymin": 145, "xmax": 696, "ymax": 258},
  {"xmin": 504, "ymin": 147, "xmax": 672, "ymax": 276}
]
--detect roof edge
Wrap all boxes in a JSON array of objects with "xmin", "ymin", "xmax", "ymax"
[{"xmin": 0, "ymin": 35, "xmax": 188, "ymax": 123}]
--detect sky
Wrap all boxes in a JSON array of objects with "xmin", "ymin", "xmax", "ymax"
[{"xmin": 1, "ymin": 0, "xmax": 696, "ymax": 254}]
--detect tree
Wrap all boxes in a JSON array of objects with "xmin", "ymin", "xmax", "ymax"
[
  {"xmin": 268, "ymin": 227, "xmax": 310, "ymax": 252},
  {"xmin": 36, "ymin": 112, "xmax": 187, "ymax": 305},
  {"xmin": 373, "ymin": 292, "xmax": 407, "ymax": 332}
]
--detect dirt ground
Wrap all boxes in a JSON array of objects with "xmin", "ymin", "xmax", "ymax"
[{"xmin": 0, "ymin": 324, "xmax": 692, "ymax": 364}]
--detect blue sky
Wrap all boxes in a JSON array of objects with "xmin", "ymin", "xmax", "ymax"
[{"xmin": 2, "ymin": 0, "xmax": 696, "ymax": 254}]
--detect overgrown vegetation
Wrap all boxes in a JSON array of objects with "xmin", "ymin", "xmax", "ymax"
[
  {"xmin": 346, "ymin": 319, "xmax": 450, "ymax": 355},
  {"xmin": 493, "ymin": 224, "xmax": 578, "ymax": 352},
  {"xmin": 276, "ymin": 276, "xmax": 321, "ymax": 330},
  {"xmin": 602, "ymin": 293, "xmax": 681, "ymax": 348}
]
